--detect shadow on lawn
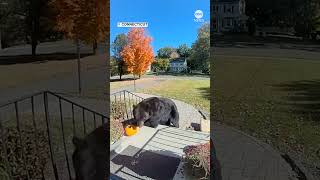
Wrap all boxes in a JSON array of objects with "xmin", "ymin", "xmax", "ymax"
[
  {"xmin": 156, "ymin": 72, "xmax": 210, "ymax": 77},
  {"xmin": 197, "ymin": 87, "xmax": 211, "ymax": 100},
  {"xmin": 110, "ymin": 77, "xmax": 138, "ymax": 82},
  {"xmin": 0, "ymin": 53, "xmax": 93, "ymax": 65},
  {"xmin": 272, "ymin": 79, "xmax": 320, "ymax": 121}
]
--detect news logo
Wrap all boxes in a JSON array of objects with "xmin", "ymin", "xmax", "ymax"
[{"xmin": 194, "ymin": 10, "xmax": 204, "ymax": 22}]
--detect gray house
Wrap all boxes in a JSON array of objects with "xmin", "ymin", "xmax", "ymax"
[
  {"xmin": 169, "ymin": 58, "xmax": 187, "ymax": 73},
  {"xmin": 212, "ymin": 0, "xmax": 248, "ymax": 32}
]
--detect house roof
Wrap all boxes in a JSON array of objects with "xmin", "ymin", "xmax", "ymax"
[{"xmin": 170, "ymin": 58, "xmax": 186, "ymax": 64}]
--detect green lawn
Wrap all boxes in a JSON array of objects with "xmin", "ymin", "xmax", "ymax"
[
  {"xmin": 214, "ymin": 54, "xmax": 320, "ymax": 169},
  {"xmin": 137, "ymin": 79, "xmax": 210, "ymax": 112},
  {"xmin": 0, "ymin": 54, "xmax": 105, "ymax": 89}
]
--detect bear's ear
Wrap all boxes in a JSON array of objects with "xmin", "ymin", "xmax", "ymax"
[{"xmin": 72, "ymin": 136, "xmax": 86, "ymax": 148}]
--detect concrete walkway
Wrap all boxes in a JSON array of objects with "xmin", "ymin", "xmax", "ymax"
[
  {"xmin": 110, "ymin": 125, "xmax": 210, "ymax": 180},
  {"xmin": 213, "ymin": 121, "xmax": 299, "ymax": 180}
]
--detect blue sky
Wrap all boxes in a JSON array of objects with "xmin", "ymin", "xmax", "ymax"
[{"xmin": 110, "ymin": 0, "xmax": 210, "ymax": 55}]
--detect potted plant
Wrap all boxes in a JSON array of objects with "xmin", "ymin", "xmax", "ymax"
[
  {"xmin": 110, "ymin": 118, "xmax": 124, "ymax": 147},
  {"xmin": 110, "ymin": 100, "xmax": 126, "ymax": 146},
  {"xmin": 183, "ymin": 139, "xmax": 222, "ymax": 180}
]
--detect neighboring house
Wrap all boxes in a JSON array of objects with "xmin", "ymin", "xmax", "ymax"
[
  {"xmin": 146, "ymin": 64, "xmax": 151, "ymax": 72},
  {"xmin": 212, "ymin": 0, "xmax": 248, "ymax": 32},
  {"xmin": 169, "ymin": 58, "xmax": 187, "ymax": 73}
]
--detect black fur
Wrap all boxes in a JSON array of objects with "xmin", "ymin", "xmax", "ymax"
[
  {"xmin": 72, "ymin": 124, "xmax": 108, "ymax": 180},
  {"xmin": 133, "ymin": 97, "xmax": 179, "ymax": 128}
]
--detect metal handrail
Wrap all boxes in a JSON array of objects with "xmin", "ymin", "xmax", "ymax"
[{"xmin": 0, "ymin": 90, "xmax": 108, "ymax": 180}]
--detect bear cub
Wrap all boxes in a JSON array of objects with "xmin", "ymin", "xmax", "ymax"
[
  {"xmin": 72, "ymin": 123, "xmax": 108, "ymax": 180},
  {"xmin": 133, "ymin": 97, "xmax": 179, "ymax": 128}
]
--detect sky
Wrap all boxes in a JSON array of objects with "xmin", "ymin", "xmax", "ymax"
[{"xmin": 110, "ymin": 0, "xmax": 210, "ymax": 55}]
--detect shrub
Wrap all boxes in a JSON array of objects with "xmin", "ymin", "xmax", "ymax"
[
  {"xmin": 111, "ymin": 101, "xmax": 127, "ymax": 120},
  {"xmin": 110, "ymin": 119, "xmax": 124, "ymax": 144},
  {"xmin": 0, "ymin": 126, "xmax": 49, "ymax": 179},
  {"xmin": 183, "ymin": 142, "xmax": 210, "ymax": 179}
]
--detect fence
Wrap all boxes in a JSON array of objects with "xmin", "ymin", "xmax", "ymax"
[
  {"xmin": 110, "ymin": 90, "xmax": 144, "ymax": 121},
  {"xmin": 0, "ymin": 91, "xmax": 108, "ymax": 180}
]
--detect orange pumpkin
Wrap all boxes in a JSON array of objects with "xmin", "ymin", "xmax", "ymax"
[{"xmin": 125, "ymin": 125, "xmax": 139, "ymax": 136}]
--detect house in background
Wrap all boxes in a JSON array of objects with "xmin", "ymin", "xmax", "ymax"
[
  {"xmin": 169, "ymin": 58, "xmax": 187, "ymax": 73},
  {"xmin": 146, "ymin": 64, "xmax": 151, "ymax": 72},
  {"xmin": 212, "ymin": 0, "xmax": 248, "ymax": 33}
]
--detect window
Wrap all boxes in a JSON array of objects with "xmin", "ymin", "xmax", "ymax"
[
  {"xmin": 224, "ymin": 5, "xmax": 226, "ymax": 13},
  {"xmin": 216, "ymin": 5, "xmax": 218, "ymax": 12},
  {"xmin": 232, "ymin": 6, "xmax": 234, "ymax": 13}
]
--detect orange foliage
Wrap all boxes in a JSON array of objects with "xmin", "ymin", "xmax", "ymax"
[
  {"xmin": 120, "ymin": 28, "xmax": 154, "ymax": 77},
  {"xmin": 51, "ymin": 0, "xmax": 109, "ymax": 44}
]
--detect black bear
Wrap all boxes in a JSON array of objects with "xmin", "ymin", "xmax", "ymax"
[
  {"xmin": 133, "ymin": 97, "xmax": 179, "ymax": 128},
  {"xmin": 72, "ymin": 123, "xmax": 108, "ymax": 180}
]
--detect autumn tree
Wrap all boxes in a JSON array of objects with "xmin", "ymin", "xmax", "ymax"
[
  {"xmin": 120, "ymin": 28, "xmax": 154, "ymax": 88},
  {"xmin": 51, "ymin": 0, "xmax": 108, "ymax": 54},
  {"xmin": 51, "ymin": 0, "xmax": 108, "ymax": 93}
]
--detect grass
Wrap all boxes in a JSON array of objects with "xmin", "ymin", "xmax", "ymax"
[
  {"xmin": 110, "ymin": 81, "xmax": 131, "ymax": 91},
  {"xmin": 214, "ymin": 54, "xmax": 320, "ymax": 172},
  {"xmin": 0, "ymin": 54, "xmax": 106, "ymax": 89},
  {"xmin": 137, "ymin": 79, "xmax": 210, "ymax": 112},
  {"xmin": 110, "ymin": 77, "xmax": 156, "ymax": 91}
]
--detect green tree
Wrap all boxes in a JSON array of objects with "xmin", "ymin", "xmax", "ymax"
[
  {"xmin": 110, "ymin": 56, "xmax": 118, "ymax": 77},
  {"xmin": 0, "ymin": 0, "xmax": 60, "ymax": 52},
  {"xmin": 112, "ymin": 33, "xmax": 128, "ymax": 80},
  {"xmin": 157, "ymin": 47, "xmax": 175, "ymax": 58},
  {"xmin": 152, "ymin": 58, "xmax": 170, "ymax": 72},
  {"xmin": 0, "ymin": 0, "xmax": 25, "ymax": 49},
  {"xmin": 189, "ymin": 22, "xmax": 210, "ymax": 72},
  {"xmin": 177, "ymin": 44, "xmax": 191, "ymax": 58}
]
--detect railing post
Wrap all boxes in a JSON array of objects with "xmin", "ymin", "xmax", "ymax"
[
  {"xmin": 124, "ymin": 92, "xmax": 129, "ymax": 119},
  {"xmin": 58, "ymin": 98, "xmax": 72, "ymax": 180},
  {"xmin": 128, "ymin": 92, "xmax": 133, "ymax": 119},
  {"xmin": 44, "ymin": 92, "xmax": 59, "ymax": 180},
  {"xmin": 0, "ymin": 113, "xmax": 12, "ymax": 179},
  {"xmin": 82, "ymin": 108, "xmax": 86, "ymax": 135},
  {"xmin": 31, "ymin": 96, "xmax": 45, "ymax": 179},
  {"xmin": 93, "ymin": 113, "xmax": 97, "ymax": 128},
  {"xmin": 71, "ymin": 104, "xmax": 75, "ymax": 136},
  {"xmin": 15, "ymin": 101, "xmax": 30, "ymax": 180}
]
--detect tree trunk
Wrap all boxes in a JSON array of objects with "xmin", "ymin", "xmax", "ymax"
[
  {"xmin": 31, "ymin": 0, "xmax": 40, "ymax": 57},
  {"xmin": 133, "ymin": 74, "xmax": 136, "ymax": 91},
  {"xmin": 77, "ymin": 39, "xmax": 81, "ymax": 94},
  {"xmin": 118, "ymin": 61, "xmax": 123, "ymax": 80},
  {"xmin": 93, "ymin": 39, "xmax": 98, "ymax": 54}
]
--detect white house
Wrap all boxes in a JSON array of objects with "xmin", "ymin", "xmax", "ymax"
[
  {"xmin": 212, "ymin": 0, "xmax": 248, "ymax": 32},
  {"xmin": 169, "ymin": 58, "xmax": 187, "ymax": 73},
  {"xmin": 146, "ymin": 64, "xmax": 151, "ymax": 72}
]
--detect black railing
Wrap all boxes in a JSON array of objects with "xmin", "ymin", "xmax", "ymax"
[
  {"xmin": 110, "ymin": 90, "xmax": 144, "ymax": 121},
  {"xmin": 0, "ymin": 91, "xmax": 108, "ymax": 180}
]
